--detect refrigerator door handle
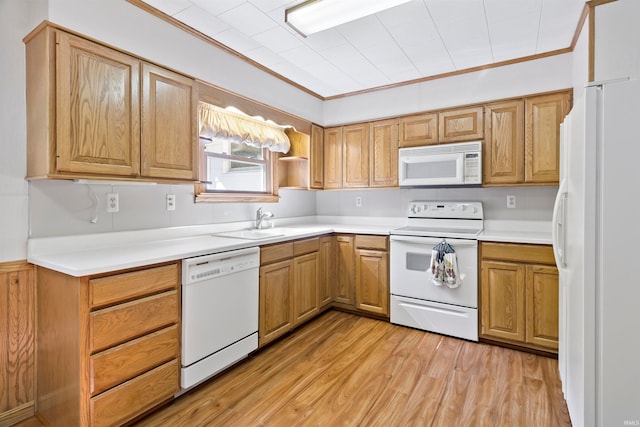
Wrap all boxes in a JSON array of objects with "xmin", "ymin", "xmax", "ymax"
[{"xmin": 552, "ymin": 184, "xmax": 567, "ymax": 268}]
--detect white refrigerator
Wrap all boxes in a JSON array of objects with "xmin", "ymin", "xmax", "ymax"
[{"xmin": 554, "ymin": 78, "xmax": 640, "ymax": 427}]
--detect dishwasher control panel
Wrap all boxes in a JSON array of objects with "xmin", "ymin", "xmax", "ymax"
[{"xmin": 183, "ymin": 247, "xmax": 260, "ymax": 284}]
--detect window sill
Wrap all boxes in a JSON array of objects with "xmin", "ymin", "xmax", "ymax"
[{"xmin": 195, "ymin": 192, "xmax": 280, "ymax": 204}]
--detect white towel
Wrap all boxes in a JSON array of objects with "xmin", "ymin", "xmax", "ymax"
[{"xmin": 429, "ymin": 250, "xmax": 461, "ymax": 288}]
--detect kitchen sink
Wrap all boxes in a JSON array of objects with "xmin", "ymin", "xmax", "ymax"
[{"xmin": 214, "ymin": 229, "xmax": 285, "ymax": 240}]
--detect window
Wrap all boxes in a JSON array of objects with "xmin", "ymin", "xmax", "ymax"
[{"xmin": 195, "ymin": 102, "xmax": 290, "ymax": 203}]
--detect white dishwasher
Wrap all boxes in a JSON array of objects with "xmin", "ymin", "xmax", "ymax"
[{"xmin": 181, "ymin": 246, "xmax": 259, "ymax": 390}]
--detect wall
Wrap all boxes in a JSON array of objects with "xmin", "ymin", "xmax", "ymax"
[
  {"xmin": 29, "ymin": 181, "xmax": 316, "ymax": 238},
  {"xmin": 317, "ymin": 186, "xmax": 558, "ymax": 222},
  {"xmin": 572, "ymin": 9, "xmax": 590, "ymax": 103},
  {"xmin": 594, "ymin": 0, "xmax": 640, "ymax": 81},
  {"xmin": 323, "ymin": 53, "xmax": 574, "ymax": 126},
  {"xmin": 0, "ymin": 0, "xmax": 46, "ymax": 262}
]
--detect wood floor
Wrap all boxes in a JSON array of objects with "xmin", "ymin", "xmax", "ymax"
[{"xmin": 132, "ymin": 310, "xmax": 571, "ymax": 427}]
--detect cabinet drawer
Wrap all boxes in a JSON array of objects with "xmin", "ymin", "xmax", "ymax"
[
  {"xmin": 90, "ymin": 359, "xmax": 179, "ymax": 427},
  {"xmin": 293, "ymin": 237, "xmax": 319, "ymax": 256},
  {"xmin": 89, "ymin": 263, "xmax": 178, "ymax": 309},
  {"xmin": 90, "ymin": 325, "xmax": 178, "ymax": 395},
  {"xmin": 481, "ymin": 242, "xmax": 555, "ymax": 265},
  {"xmin": 260, "ymin": 242, "xmax": 294, "ymax": 265},
  {"xmin": 355, "ymin": 235, "xmax": 388, "ymax": 250},
  {"xmin": 90, "ymin": 290, "xmax": 178, "ymax": 352}
]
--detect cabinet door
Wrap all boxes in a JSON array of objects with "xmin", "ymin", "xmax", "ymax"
[
  {"xmin": 323, "ymin": 127, "xmax": 343, "ymax": 189},
  {"xmin": 438, "ymin": 106, "xmax": 484, "ymax": 143},
  {"xmin": 55, "ymin": 31, "xmax": 140, "ymax": 176},
  {"xmin": 292, "ymin": 252, "xmax": 319, "ymax": 326},
  {"xmin": 484, "ymin": 100, "xmax": 525, "ymax": 185},
  {"xmin": 398, "ymin": 113, "xmax": 438, "ymax": 147},
  {"xmin": 342, "ymin": 123, "xmax": 369, "ymax": 187},
  {"xmin": 318, "ymin": 236, "xmax": 335, "ymax": 309},
  {"xmin": 141, "ymin": 63, "xmax": 198, "ymax": 180},
  {"xmin": 259, "ymin": 260, "xmax": 293, "ymax": 347},
  {"xmin": 525, "ymin": 92, "xmax": 571, "ymax": 184},
  {"xmin": 480, "ymin": 260, "xmax": 525, "ymax": 342},
  {"xmin": 355, "ymin": 249, "xmax": 389, "ymax": 316},
  {"xmin": 525, "ymin": 265, "xmax": 559, "ymax": 350},
  {"xmin": 334, "ymin": 235, "xmax": 355, "ymax": 306},
  {"xmin": 310, "ymin": 124, "xmax": 324, "ymax": 189},
  {"xmin": 369, "ymin": 119, "xmax": 398, "ymax": 188}
]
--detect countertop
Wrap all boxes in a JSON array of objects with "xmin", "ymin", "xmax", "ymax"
[{"xmin": 27, "ymin": 216, "xmax": 552, "ymax": 277}]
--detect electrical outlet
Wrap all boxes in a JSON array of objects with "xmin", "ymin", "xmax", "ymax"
[
  {"xmin": 166, "ymin": 194, "xmax": 176, "ymax": 211},
  {"xmin": 507, "ymin": 194, "xmax": 516, "ymax": 209},
  {"xmin": 106, "ymin": 193, "xmax": 119, "ymax": 213},
  {"xmin": 355, "ymin": 196, "xmax": 362, "ymax": 207}
]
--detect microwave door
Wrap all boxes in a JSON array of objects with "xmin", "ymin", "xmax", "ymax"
[{"xmin": 400, "ymin": 153, "xmax": 464, "ymax": 186}]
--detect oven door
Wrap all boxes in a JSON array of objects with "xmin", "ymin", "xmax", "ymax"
[{"xmin": 390, "ymin": 235, "xmax": 478, "ymax": 308}]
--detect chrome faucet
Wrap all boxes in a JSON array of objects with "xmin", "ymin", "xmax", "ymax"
[{"xmin": 255, "ymin": 207, "xmax": 274, "ymax": 229}]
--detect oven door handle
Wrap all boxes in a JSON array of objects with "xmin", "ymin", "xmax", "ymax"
[{"xmin": 390, "ymin": 235, "xmax": 478, "ymax": 247}]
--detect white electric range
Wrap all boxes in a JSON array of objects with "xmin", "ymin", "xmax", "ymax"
[{"xmin": 389, "ymin": 201, "xmax": 483, "ymax": 341}]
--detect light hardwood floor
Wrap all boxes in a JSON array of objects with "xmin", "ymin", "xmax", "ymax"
[{"xmin": 133, "ymin": 310, "xmax": 571, "ymax": 427}]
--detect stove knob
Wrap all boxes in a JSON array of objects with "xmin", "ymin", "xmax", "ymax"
[{"xmin": 410, "ymin": 204, "xmax": 422, "ymax": 214}]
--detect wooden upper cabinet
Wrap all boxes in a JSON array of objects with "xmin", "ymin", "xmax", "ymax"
[
  {"xmin": 25, "ymin": 25, "xmax": 198, "ymax": 182},
  {"xmin": 438, "ymin": 106, "xmax": 484, "ymax": 143},
  {"xmin": 398, "ymin": 113, "xmax": 438, "ymax": 147},
  {"xmin": 525, "ymin": 92, "xmax": 571, "ymax": 184},
  {"xmin": 484, "ymin": 100, "xmax": 525, "ymax": 185},
  {"xmin": 342, "ymin": 123, "xmax": 369, "ymax": 188},
  {"xmin": 310, "ymin": 124, "xmax": 324, "ymax": 189},
  {"xmin": 55, "ymin": 31, "xmax": 141, "ymax": 177},
  {"xmin": 141, "ymin": 63, "xmax": 198, "ymax": 180},
  {"xmin": 369, "ymin": 119, "xmax": 398, "ymax": 188},
  {"xmin": 323, "ymin": 127, "xmax": 343, "ymax": 189}
]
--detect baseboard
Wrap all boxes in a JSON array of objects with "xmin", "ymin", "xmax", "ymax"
[{"xmin": 0, "ymin": 401, "xmax": 35, "ymax": 427}]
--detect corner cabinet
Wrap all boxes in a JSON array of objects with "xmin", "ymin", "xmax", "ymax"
[
  {"xmin": 35, "ymin": 262, "xmax": 181, "ymax": 426},
  {"xmin": 480, "ymin": 242, "xmax": 559, "ymax": 353},
  {"xmin": 25, "ymin": 24, "xmax": 198, "ymax": 182}
]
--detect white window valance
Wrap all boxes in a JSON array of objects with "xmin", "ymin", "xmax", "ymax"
[{"xmin": 199, "ymin": 103, "xmax": 291, "ymax": 154}]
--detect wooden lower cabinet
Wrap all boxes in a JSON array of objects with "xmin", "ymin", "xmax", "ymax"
[
  {"xmin": 480, "ymin": 242, "xmax": 559, "ymax": 353},
  {"xmin": 259, "ymin": 258, "xmax": 294, "ymax": 347},
  {"xmin": 318, "ymin": 236, "xmax": 335, "ymax": 309},
  {"xmin": 0, "ymin": 262, "xmax": 35, "ymax": 426},
  {"xmin": 292, "ymin": 252, "xmax": 319, "ymax": 326},
  {"xmin": 333, "ymin": 234, "xmax": 390, "ymax": 318},
  {"xmin": 354, "ymin": 235, "xmax": 389, "ymax": 317},
  {"xmin": 35, "ymin": 262, "xmax": 180, "ymax": 427},
  {"xmin": 334, "ymin": 235, "xmax": 355, "ymax": 307},
  {"xmin": 259, "ymin": 237, "xmax": 325, "ymax": 347}
]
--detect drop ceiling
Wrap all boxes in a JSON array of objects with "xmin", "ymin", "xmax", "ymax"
[{"xmin": 136, "ymin": 0, "xmax": 586, "ymax": 99}]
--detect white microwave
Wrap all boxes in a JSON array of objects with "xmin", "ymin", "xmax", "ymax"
[{"xmin": 398, "ymin": 141, "xmax": 482, "ymax": 187}]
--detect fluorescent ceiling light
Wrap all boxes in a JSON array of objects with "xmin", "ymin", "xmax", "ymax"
[{"xmin": 285, "ymin": 0, "xmax": 412, "ymax": 37}]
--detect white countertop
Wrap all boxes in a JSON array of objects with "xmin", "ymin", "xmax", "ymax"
[{"xmin": 27, "ymin": 216, "xmax": 552, "ymax": 277}]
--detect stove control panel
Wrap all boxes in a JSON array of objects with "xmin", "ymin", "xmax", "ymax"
[{"xmin": 407, "ymin": 201, "xmax": 483, "ymax": 219}]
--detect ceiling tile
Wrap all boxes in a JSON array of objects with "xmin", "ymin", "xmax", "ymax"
[
  {"xmin": 252, "ymin": 26, "xmax": 303, "ymax": 53},
  {"xmin": 143, "ymin": 0, "xmax": 191, "ymax": 16},
  {"xmin": 302, "ymin": 29, "xmax": 349, "ymax": 52},
  {"xmin": 214, "ymin": 28, "xmax": 262, "ymax": 53},
  {"xmin": 279, "ymin": 46, "xmax": 326, "ymax": 67},
  {"xmin": 537, "ymin": 0, "xmax": 585, "ymax": 52},
  {"xmin": 336, "ymin": 15, "xmax": 396, "ymax": 51},
  {"xmin": 244, "ymin": 46, "xmax": 285, "ymax": 67},
  {"xmin": 190, "ymin": 0, "xmax": 245, "ymax": 16},
  {"xmin": 173, "ymin": 5, "xmax": 230, "ymax": 38},
  {"xmin": 218, "ymin": 2, "xmax": 279, "ymax": 37},
  {"xmin": 249, "ymin": 0, "xmax": 298, "ymax": 14}
]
